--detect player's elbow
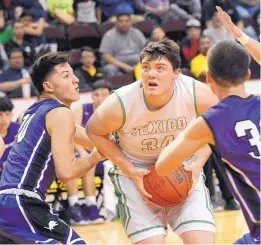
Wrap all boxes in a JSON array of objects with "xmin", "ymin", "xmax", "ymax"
[{"xmin": 56, "ymin": 171, "xmax": 74, "ymax": 183}]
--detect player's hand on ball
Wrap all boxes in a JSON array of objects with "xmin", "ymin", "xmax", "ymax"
[
  {"xmin": 183, "ymin": 163, "xmax": 200, "ymax": 196},
  {"xmin": 129, "ymin": 168, "xmax": 152, "ymax": 199}
]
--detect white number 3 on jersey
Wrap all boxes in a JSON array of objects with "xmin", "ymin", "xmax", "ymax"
[{"xmin": 235, "ymin": 120, "xmax": 261, "ymax": 160}]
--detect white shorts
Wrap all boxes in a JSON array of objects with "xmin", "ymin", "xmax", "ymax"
[{"xmin": 109, "ymin": 167, "xmax": 215, "ymax": 243}]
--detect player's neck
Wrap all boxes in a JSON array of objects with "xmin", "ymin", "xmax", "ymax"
[
  {"xmin": 0, "ymin": 128, "xmax": 8, "ymax": 138},
  {"xmin": 39, "ymin": 94, "xmax": 71, "ymax": 108},
  {"xmin": 216, "ymin": 84, "xmax": 249, "ymax": 101},
  {"xmin": 144, "ymin": 89, "xmax": 174, "ymax": 111}
]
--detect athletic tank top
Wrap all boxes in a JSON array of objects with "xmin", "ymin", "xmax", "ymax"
[{"xmin": 115, "ymin": 74, "xmax": 198, "ymax": 167}]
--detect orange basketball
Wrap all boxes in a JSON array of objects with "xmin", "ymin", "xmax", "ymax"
[{"xmin": 143, "ymin": 165, "xmax": 193, "ymax": 207}]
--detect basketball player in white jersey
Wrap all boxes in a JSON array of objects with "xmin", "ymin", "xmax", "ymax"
[
  {"xmin": 86, "ymin": 39, "xmax": 218, "ymax": 244},
  {"xmin": 216, "ymin": 6, "xmax": 260, "ymax": 65}
]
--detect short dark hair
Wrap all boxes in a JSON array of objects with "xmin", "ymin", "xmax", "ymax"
[
  {"xmin": 8, "ymin": 47, "xmax": 23, "ymax": 58},
  {"xmin": 12, "ymin": 20, "xmax": 23, "ymax": 28},
  {"xmin": 116, "ymin": 12, "xmax": 131, "ymax": 20},
  {"xmin": 0, "ymin": 95, "xmax": 14, "ymax": 112},
  {"xmin": 29, "ymin": 52, "xmax": 70, "ymax": 94},
  {"xmin": 140, "ymin": 38, "xmax": 181, "ymax": 70},
  {"xmin": 208, "ymin": 41, "xmax": 250, "ymax": 86},
  {"xmin": 81, "ymin": 46, "xmax": 95, "ymax": 55},
  {"xmin": 92, "ymin": 79, "xmax": 112, "ymax": 92}
]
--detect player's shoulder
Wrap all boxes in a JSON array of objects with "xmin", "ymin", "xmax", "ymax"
[{"xmin": 10, "ymin": 122, "xmax": 21, "ymax": 131}]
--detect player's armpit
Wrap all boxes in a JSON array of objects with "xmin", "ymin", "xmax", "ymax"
[
  {"xmin": 194, "ymin": 80, "xmax": 219, "ymax": 114},
  {"xmin": 155, "ymin": 117, "xmax": 214, "ymax": 176},
  {"xmin": 86, "ymin": 93, "xmax": 136, "ymax": 177}
]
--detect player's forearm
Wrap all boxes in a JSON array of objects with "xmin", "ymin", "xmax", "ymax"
[
  {"xmin": 74, "ymin": 144, "xmax": 88, "ymax": 157},
  {"xmin": 73, "ymin": 125, "xmax": 94, "ymax": 151},
  {"xmin": 58, "ymin": 152, "xmax": 101, "ymax": 182},
  {"xmin": 193, "ymin": 144, "xmax": 211, "ymax": 170},
  {"xmin": 87, "ymin": 133, "xmax": 136, "ymax": 176},
  {"xmin": 244, "ymin": 38, "xmax": 261, "ymax": 65}
]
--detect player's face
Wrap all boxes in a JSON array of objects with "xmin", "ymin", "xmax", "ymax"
[
  {"xmin": 92, "ymin": 88, "xmax": 111, "ymax": 109},
  {"xmin": 141, "ymin": 57, "xmax": 180, "ymax": 96},
  {"xmin": 0, "ymin": 111, "xmax": 12, "ymax": 133},
  {"xmin": 44, "ymin": 63, "xmax": 80, "ymax": 106}
]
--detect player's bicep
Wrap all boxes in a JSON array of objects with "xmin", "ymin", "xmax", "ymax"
[
  {"xmin": 46, "ymin": 107, "xmax": 75, "ymax": 180},
  {"xmin": 86, "ymin": 93, "xmax": 123, "ymax": 136}
]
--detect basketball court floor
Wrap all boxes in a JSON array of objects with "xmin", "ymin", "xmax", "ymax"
[{"xmin": 74, "ymin": 210, "xmax": 248, "ymax": 244}]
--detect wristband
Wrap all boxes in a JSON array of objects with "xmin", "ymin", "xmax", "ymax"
[{"xmin": 237, "ymin": 32, "xmax": 249, "ymax": 45}]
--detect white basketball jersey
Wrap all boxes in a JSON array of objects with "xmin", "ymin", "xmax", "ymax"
[{"xmin": 115, "ymin": 74, "xmax": 198, "ymax": 166}]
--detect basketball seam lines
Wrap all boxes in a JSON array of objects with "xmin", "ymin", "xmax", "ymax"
[
  {"xmin": 146, "ymin": 175, "xmax": 180, "ymax": 204},
  {"xmin": 164, "ymin": 176, "xmax": 184, "ymax": 199}
]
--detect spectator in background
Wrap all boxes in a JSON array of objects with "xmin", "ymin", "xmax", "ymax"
[
  {"xmin": 190, "ymin": 36, "xmax": 213, "ymax": 82},
  {"xmin": 0, "ymin": 48, "xmax": 36, "ymax": 98},
  {"xmin": 0, "ymin": 95, "xmax": 20, "ymax": 177},
  {"xmin": 99, "ymin": 13, "xmax": 146, "ymax": 77},
  {"xmin": 75, "ymin": 47, "xmax": 103, "ymax": 92},
  {"xmin": 99, "ymin": 0, "xmax": 143, "ymax": 23},
  {"xmin": 0, "ymin": 0, "xmax": 13, "ymax": 44},
  {"xmin": 4, "ymin": 20, "xmax": 36, "ymax": 67},
  {"xmin": 170, "ymin": 0, "xmax": 202, "ymax": 19},
  {"xmin": 73, "ymin": 0, "xmax": 102, "ymax": 24},
  {"xmin": 47, "ymin": 0, "xmax": 75, "ymax": 25},
  {"xmin": 202, "ymin": 0, "xmax": 241, "ymax": 29},
  {"xmin": 151, "ymin": 26, "xmax": 166, "ymax": 41},
  {"xmin": 236, "ymin": 0, "xmax": 260, "ymax": 18},
  {"xmin": 244, "ymin": 9, "xmax": 260, "ymax": 41},
  {"xmin": 20, "ymin": 10, "xmax": 48, "ymax": 47},
  {"xmin": 66, "ymin": 79, "xmax": 112, "ymax": 225},
  {"xmin": 180, "ymin": 18, "xmax": 201, "ymax": 67},
  {"xmin": 203, "ymin": 12, "xmax": 235, "ymax": 44}
]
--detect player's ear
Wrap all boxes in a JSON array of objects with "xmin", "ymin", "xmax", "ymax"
[
  {"xmin": 206, "ymin": 70, "xmax": 213, "ymax": 85},
  {"xmin": 42, "ymin": 81, "xmax": 54, "ymax": 93},
  {"xmin": 245, "ymin": 69, "xmax": 251, "ymax": 81},
  {"xmin": 173, "ymin": 68, "xmax": 180, "ymax": 80}
]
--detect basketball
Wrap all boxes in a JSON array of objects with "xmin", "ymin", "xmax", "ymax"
[{"xmin": 144, "ymin": 165, "xmax": 193, "ymax": 207}]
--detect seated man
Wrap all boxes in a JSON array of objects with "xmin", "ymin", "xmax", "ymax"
[
  {"xmin": 74, "ymin": 47, "xmax": 103, "ymax": 92},
  {"xmin": 99, "ymin": 13, "xmax": 146, "ymax": 77},
  {"xmin": 0, "ymin": 48, "xmax": 36, "ymax": 98},
  {"xmin": 66, "ymin": 79, "xmax": 112, "ymax": 225},
  {"xmin": 190, "ymin": 36, "xmax": 213, "ymax": 82},
  {"xmin": 0, "ymin": 95, "xmax": 20, "ymax": 176}
]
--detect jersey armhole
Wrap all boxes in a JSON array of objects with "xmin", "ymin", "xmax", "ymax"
[
  {"xmin": 200, "ymin": 114, "xmax": 220, "ymax": 152},
  {"xmin": 113, "ymin": 91, "xmax": 126, "ymax": 130},
  {"xmin": 192, "ymin": 78, "xmax": 199, "ymax": 116}
]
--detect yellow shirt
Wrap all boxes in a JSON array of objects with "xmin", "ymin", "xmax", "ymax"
[
  {"xmin": 135, "ymin": 62, "xmax": 141, "ymax": 81},
  {"xmin": 47, "ymin": 0, "xmax": 74, "ymax": 16},
  {"xmin": 190, "ymin": 54, "xmax": 208, "ymax": 79}
]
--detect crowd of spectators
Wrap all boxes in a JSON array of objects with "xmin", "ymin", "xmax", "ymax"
[{"xmin": 0, "ymin": 0, "xmax": 259, "ymax": 98}]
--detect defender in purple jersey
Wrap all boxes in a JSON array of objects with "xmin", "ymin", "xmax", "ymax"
[
  {"xmin": 66, "ymin": 79, "xmax": 112, "ymax": 225},
  {"xmin": 0, "ymin": 96, "xmax": 20, "ymax": 175},
  {"xmin": 156, "ymin": 41, "xmax": 260, "ymax": 244},
  {"xmin": 0, "ymin": 52, "xmax": 104, "ymax": 244}
]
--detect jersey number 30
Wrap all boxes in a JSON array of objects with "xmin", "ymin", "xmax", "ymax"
[
  {"xmin": 17, "ymin": 113, "xmax": 35, "ymax": 143},
  {"xmin": 235, "ymin": 120, "xmax": 261, "ymax": 160}
]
